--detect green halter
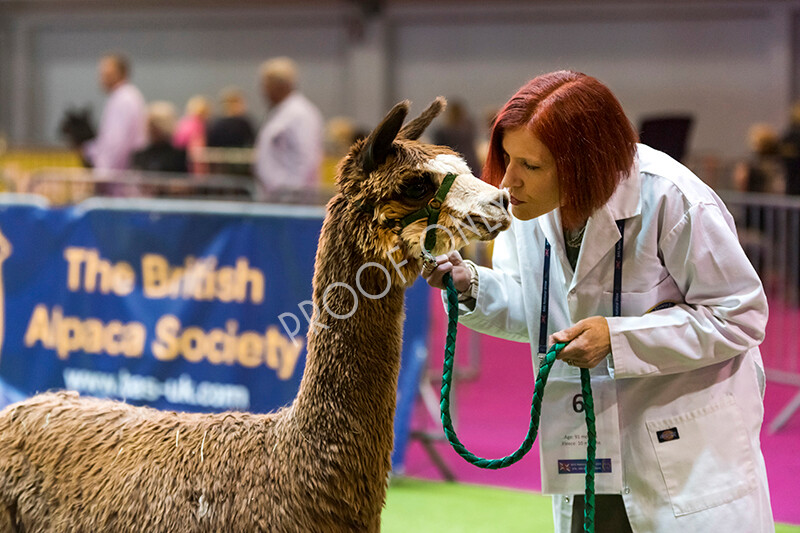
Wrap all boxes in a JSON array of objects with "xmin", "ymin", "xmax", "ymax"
[
  {"xmin": 397, "ymin": 172, "xmax": 458, "ymax": 268},
  {"xmin": 354, "ymin": 172, "xmax": 458, "ymax": 265},
  {"xmin": 398, "ymin": 172, "xmax": 458, "ymax": 252}
]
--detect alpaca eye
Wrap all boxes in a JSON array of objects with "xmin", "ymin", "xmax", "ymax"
[{"xmin": 403, "ymin": 181, "xmax": 429, "ymax": 199}]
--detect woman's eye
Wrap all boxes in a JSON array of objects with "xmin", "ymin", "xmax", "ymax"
[{"xmin": 522, "ymin": 161, "xmax": 539, "ymax": 171}]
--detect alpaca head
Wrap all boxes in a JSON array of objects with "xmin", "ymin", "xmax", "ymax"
[{"xmin": 337, "ymin": 98, "xmax": 511, "ymax": 285}]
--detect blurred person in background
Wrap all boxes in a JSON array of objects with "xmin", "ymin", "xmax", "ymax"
[
  {"xmin": 324, "ymin": 116, "xmax": 363, "ymax": 159},
  {"xmin": 321, "ymin": 116, "xmax": 366, "ymax": 191},
  {"xmin": 83, "ymin": 53, "xmax": 147, "ymax": 173},
  {"xmin": 173, "ymin": 95, "xmax": 211, "ymax": 174},
  {"xmin": 207, "ymin": 87, "xmax": 256, "ymax": 148},
  {"xmin": 432, "ymin": 98, "xmax": 481, "ymax": 176},
  {"xmin": 432, "ymin": 101, "xmax": 487, "ymax": 264},
  {"xmin": 733, "ymin": 124, "xmax": 784, "ymax": 274},
  {"xmin": 780, "ymin": 100, "xmax": 800, "ymax": 195},
  {"xmin": 206, "ymin": 87, "xmax": 256, "ymax": 176},
  {"xmin": 476, "ymin": 105, "xmax": 501, "ymax": 169},
  {"xmin": 734, "ymin": 123, "xmax": 784, "ymax": 195},
  {"xmin": 254, "ymin": 57, "xmax": 324, "ymax": 200},
  {"xmin": 132, "ymin": 101, "xmax": 187, "ymax": 174}
]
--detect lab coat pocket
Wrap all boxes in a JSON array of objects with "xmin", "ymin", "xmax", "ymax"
[
  {"xmin": 604, "ymin": 274, "xmax": 682, "ymax": 317},
  {"xmin": 645, "ymin": 395, "xmax": 757, "ymax": 516}
]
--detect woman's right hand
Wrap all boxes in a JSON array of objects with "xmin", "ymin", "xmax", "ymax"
[{"xmin": 421, "ymin": 251, "xmax": 472, "ymax": 292}]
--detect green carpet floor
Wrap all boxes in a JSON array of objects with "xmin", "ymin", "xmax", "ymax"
[{"xmin": 382, "ymin": 477, "xmax": 800, "ymax": 532}]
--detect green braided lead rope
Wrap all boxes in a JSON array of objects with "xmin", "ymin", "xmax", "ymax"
[
  {"xmin": 440, "ymin": 272, "xmax": 596, "ymax": 533},
  {"xmin": 439, "ymin": 273, "xmax": 561, "ymax": 468},
  {"xmin": 580, "ymin": 366, "xmax": 596, "ymax": 533}
]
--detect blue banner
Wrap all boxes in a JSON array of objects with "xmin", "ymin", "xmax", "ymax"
[{"xmin": 0, "ymin": 197, "xmax": 429, "ymax": 469}]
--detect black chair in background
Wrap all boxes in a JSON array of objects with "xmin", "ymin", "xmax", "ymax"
[{"xmin": 638, "ymin": 114, "xmax": 694, "ymax": 163}]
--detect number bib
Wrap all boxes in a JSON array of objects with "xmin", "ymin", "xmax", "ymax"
[
  {"xmin": 537, "ymin": 220, "xmax": 626, "ymax": 495},
  {"xmin": 539, "ymin": 371, "xmax": 623, "ymax": 494}
]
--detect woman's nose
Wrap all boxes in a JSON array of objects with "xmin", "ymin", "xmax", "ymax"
[{"xmin": 500, "ymin": 165, "xmax": 521, "ymax": 190}]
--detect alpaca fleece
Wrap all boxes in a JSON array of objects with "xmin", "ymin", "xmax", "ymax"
[{"xmin": 0, "ymin": 97, "xmax": 510, "ymax": 532}]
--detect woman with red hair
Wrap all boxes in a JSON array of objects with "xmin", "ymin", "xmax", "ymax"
[{"xmin": 424, "ymin": 71, "xmax": 772, "ymax": 532}]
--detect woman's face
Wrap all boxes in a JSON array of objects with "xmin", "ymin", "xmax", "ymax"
[{"xmin": 499, "ymin": 127, "xmax": 561, "ymax": 221}]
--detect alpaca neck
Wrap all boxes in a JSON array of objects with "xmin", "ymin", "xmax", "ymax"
[{"xmin": 292, "ymin": 196, "xmax": 410, "ymax": 448}]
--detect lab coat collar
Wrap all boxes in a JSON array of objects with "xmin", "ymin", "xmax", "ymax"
[
  {"xmin": 573, "ymin": 156, "xmax": 641, "ymax": 290},
  {"xmin": 539, "ymin": 155, "xmax": 642, "ymax": 290},
  {"xmin": 603, "ymin": 153, "xmax": 642, "ymax": 223},
  {"xmin": 539, "ymin": 209, "xmax": 571, "ymax": 277}
]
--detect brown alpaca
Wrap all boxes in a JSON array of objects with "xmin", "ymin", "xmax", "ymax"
[{"xmin": 0, "ymin": 98, "xmax": 510, "ymax": 532}]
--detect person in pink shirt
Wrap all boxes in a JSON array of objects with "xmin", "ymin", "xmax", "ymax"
[
  {"xmin": 173, "ymin": 95, "xmax": 211, "ymax": 174},
  {"xmin": 83, "ymin": 54, "xmax": 147, "ymax": 173}
]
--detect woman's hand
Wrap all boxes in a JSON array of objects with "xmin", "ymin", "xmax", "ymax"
[
  {"xmin": 421, "ymin": 251, "xmax": 472, "ymax": 292},
  {"xmin": 549, "ymin": 316, "xmax": 611, "ymax": 369}
]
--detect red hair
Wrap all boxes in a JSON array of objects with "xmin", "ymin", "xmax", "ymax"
[{"xmin": 483, "ymin": 71, "xmax": 638, "ymax": 229}]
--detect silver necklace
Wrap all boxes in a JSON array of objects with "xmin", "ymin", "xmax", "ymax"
[{"xmin": 564, "ymin": 224, "xmax": 587, "ymax": 248}]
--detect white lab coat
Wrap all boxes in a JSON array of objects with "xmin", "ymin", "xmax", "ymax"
[
  {"xmin": 457, "ymin": 144, "xmax": 774, "ymax": 532},
  {"xmin": 254, "ymin": 91, "xmax": 324, "ymax": 198}
]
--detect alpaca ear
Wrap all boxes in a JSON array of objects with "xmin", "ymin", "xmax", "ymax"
[
  {"xmin": 362, "ymin": 100, "xmax": 409, "ymax": 174},
  {"xmin": 397, "ymin": 96, "xmax": 447, "ymax": 141}
]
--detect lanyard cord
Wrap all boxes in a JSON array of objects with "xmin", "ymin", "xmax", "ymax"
[
  {"xmin": 540, "ymin": 219, "xmax": 625, "ymax": 355},
  {"xmin": 440, "ymin": 219, "xmax": 625, "ymax": 533}
]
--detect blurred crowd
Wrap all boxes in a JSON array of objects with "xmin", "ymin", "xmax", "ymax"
[
  {"xmin": 65, "ymin": 53, "xmax": 263, "ymax": 199},
  {"xmin": 733, "ymin": 103, "xmax": 800, "ymax": 197},
  {"xmin": 9, "ymin": 50, "xmax": 800, "ymax": 207},
  {"xmin": 49, "ymin": 52, "xmax": 501, "ymax": 204}
]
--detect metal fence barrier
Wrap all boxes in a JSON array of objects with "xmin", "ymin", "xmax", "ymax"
[
  {"xmin": 720, "ymin": 190, "xmax": 800, "ymax": 432},
  {"xmin": 21, "ymin": 167, "xmax": 259, "ymax": 204}
]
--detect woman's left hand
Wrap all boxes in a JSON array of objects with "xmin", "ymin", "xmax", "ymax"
[{"xmin": 549, "ymin": 316, "xmax": 611, "ymax": 369}]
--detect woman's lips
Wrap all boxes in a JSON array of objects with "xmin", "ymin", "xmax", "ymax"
[{"xmin": 509, "ymin": 195, "xmax": 524, "ymax": 206}]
